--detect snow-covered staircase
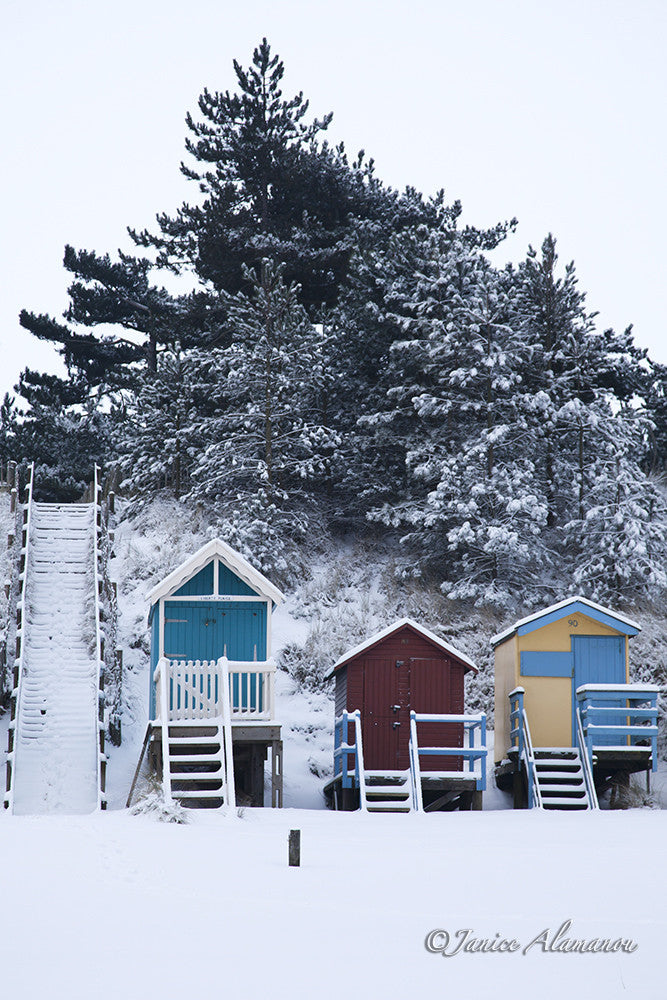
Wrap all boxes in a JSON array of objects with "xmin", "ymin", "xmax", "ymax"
[
  {"xmin": 533, "ymin": 748, "xmax": 592, "ymax": 810},
  {"xmin": 163, "ymin": 723, "xmax": 232, "ymax": 809},
  {"xmin": 363, "ymin": 771, "xmax": 414, "ymax": 813},
  {"xmin": 8, "ymin": 498, "xmax": 104, "ymax": 814}
]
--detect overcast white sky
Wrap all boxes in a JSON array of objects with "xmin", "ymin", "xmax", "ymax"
[{"xmin": 1, "ymin": 0, "xmax": 665, "ymax": 400}]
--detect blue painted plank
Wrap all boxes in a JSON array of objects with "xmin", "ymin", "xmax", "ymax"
[
  {"xmin": 520, "ymin": 651, "xmax": 573, "ymax": 677},
  {"xmin": 172, "ymin": 562, "xmax": 214, "ymax": 596},
  {"xmin": 218, "ymin": 562, "xmax": 258, "ymax": 597}
]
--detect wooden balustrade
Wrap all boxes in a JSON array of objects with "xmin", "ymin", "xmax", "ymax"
[{"xmin": 157, "ymin": 656, "xmax": 277, "ymax": 723}]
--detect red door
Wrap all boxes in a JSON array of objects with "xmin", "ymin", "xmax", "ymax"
[
  {"xmin": 410, "ymin": 658, "xmax": 462, "ymax": 772},
  {"xmin": 361, "ymin": 658, "xmax": 411, "ymax": 770}
]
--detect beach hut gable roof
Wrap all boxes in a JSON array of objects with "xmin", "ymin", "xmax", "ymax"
[
  {"xmin": 491, "ymin": 595, "xmax": 640, "ymax": 647},
  {"xmin": 146, "ymin": 538, "xmax": 285, "ymax": 606},
  {"xmin": 329, "ymin": 617, "xmax": 477, "ymax": 676}
]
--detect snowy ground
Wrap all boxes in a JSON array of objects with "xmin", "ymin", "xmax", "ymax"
[{"xmin": 0, "ymin": 806, "xmax": 666, "ymax": 1000}]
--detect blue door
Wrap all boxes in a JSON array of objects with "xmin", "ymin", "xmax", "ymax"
[
  {"xmin": 572, "ymin": 635, "xmax": 625, "ymax": 746},
  {"xmin": 163, "ymin": 601, "xmax": 267, "ymax": 712},
  {"xmin": 163, "ymin": 602, "xmax": 266, "ymax": 661}
]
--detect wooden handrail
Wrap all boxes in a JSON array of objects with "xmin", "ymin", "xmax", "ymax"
[
  {"xmin": 218, "ymin": 657, "xmax": 236, "ymax": 809},
  {"xmin": 5, "ymin": 462, "xmax": 34, "ymax": 811},
  {"xmin": 575, "ymin": 707, "xmax": 599, "ymax": 809},
  {"xmin": 91, "ymin": 465, "xmax": 107, "ymax": 810}
]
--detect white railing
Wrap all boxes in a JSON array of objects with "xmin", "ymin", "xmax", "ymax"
[
  {"xmin": 91, "ymin": 465, "xmax": 107, "ymax": 810},
  {"xmin": 409, "ymin": 713, "xmax": 424, "ymax": 812},
  {"xmin": 154, "ymin": 654, "xmax": 236, "ymax": 809},
  {"xmin": 155, "ymin": 656, "xmax": 277, "ymax": 723},
  {"xmin": 155, "ymin": 656, "xmax": 173, "ymax": 803},
  {"xmin": 409, "ymin": 712, "xmax": 488, "ymax": 808},
  {"xmin": 509, "ymin": 687, "xmax": 542, "ymax": 809},
  {"xmin": 332, "ymin": 709, "xmax": 368, "ymax": 809},
  {"xmin": 5, "ymin": 462, "xmax": 34, "ymax": 811},
  {"xmin": 521, "ymin": 708, "xmax": 543, "ymax": 809},
  {"xmin": 353, "ymin": 710, "xmax": 368, "ymax": 811},
  {"xmin": 219, "ymin": 656, "xmax": 236, "ymax": 809}
]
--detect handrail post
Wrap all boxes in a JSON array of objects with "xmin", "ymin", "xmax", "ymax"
[
  {"xmin": 480, "ymin": 715, "xmax": 487, "ymax": 792},
  {"xmin": 91, "ymin": 463, "xmax": 106, "ymax": 810},
  {"xmin": 5, "ymin": 462, "xmax": 34, "ymax": 812},
  {"xmin": 353, "ymin": 710, "xmax": 367, "ymax": 811},
  {"xmin": 409, "ymin": 711, "xmax": 424, "ymax": 812},
  {"xmin": 157, "ymin": 657, "xmax": 173, "ymax": 804},
  {"xmin": 218, "ymin": 656, "xmax": 236, "ymax": 810}
]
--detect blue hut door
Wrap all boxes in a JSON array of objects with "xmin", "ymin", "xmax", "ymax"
[
  {"xmin": 572, "ymin": 635, "xmax": 625, "ymax": 747},
  {"xmin": 163, "ymin": 601, "xmax": 267, "ymax": 713},
  {"xmin": 164, "ymin": 602, "xmax": 266, "ymax": 662}
]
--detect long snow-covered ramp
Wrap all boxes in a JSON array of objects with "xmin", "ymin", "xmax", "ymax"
[{"xmin": 9, "ymin": 491, "xmax": 104, "ymax": 815}]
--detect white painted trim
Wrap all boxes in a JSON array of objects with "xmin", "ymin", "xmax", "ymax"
[
  {"xmin": 164, "ymin": 595, "xmax": 266, "ymax": 603},
  {"xmin": 266, "ymin": 599, "xmax": 272, "ymax": 657},
  {"xmin": 213, "ymin": 556, "xmax": 219, "ymax": 597},
  {"xmin": 329, "ymin": 617, "xmax": 477, "ymax": 675},
  {"xmin": 159, "ymin": 598, "xmax": 165, "ymax": 662},
  {"xmin": 146, "ymin": 537, "xmax": 284, "ymax": 606}
]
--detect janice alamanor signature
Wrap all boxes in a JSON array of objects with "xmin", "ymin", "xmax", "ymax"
[{"xmin": 425, "ymin": 920, "xmax": 639, "ymax": 957}]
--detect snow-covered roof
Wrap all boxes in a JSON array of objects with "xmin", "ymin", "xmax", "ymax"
[
  {"xmin": 328, "ymin": 617, "xmax": 477, "ymax": 677},
  {"xmin": 491, "ymin": 595, "xmax": 641, "ymax": 647},
  {"xmin": 146, "ymin": 538, "xmax": 285, "ymax": 606}
]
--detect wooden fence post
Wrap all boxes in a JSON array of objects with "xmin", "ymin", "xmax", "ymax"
[{"xmin": 288, "ymin": 829, "xmax": 301, "ymax": 867}]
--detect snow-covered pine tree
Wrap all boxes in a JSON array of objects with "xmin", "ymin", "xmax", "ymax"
[
  {"xmin": 371, "ymin": 243, "xmax": 548, "ymax": 605},
  {"xmin": 116, "ymin": 346, "xmax": 210, "ymax": 499},
  {"xmin": 333, "ymin": 193, "xmax": 516, "ymax": 526},
  {"xmin": 512, "ymin": 235, "xmax": 665, "ymax": 601},
  {"xmin": 9, "ymin": 370, "xmax": 110, "ymax": 501},
  {"xmin": 645, "ymin": 362, "xmax": 667, "ymax": 471},
  {"xmin": 186, "ymin": 261, "xmax": 340, "ymax": 577},
  {"xmin": 559, "ymin": 403, "xmax": 667, "ymax": 601}
]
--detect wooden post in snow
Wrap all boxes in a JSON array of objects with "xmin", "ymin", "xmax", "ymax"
[{"xmin": 288, "ymin": 829, "xmax": 301, "ymax": 867}]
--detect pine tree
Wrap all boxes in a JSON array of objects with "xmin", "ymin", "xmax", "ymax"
[
  {"xmin": 359, "ymin": 237, "xmax": 548, "ymax": 604},
  {"xmin": 115, "ymin": 347, "xmax": 208, "ymax": 499},
  {"xmin": 511, "ymin": 235, "xmax": 665, "ymax": 601},
  {"xmin": 19, "ymin": 247, "xmax": 204, "ymax": 386},
  {"xmin": 130, "ymin": 38, "xmax": 391, "ymax": 309},
  {"xmin": 9, "ymin": 370, "xmax": 110, "ymax": 501},
  {"xmin": 645, "ymin": 362, "xmax": 667, "ymax": 471},
  {"xmin": 186, "ymin": 261, "xmax": 340, "ymax": 576},
  {"xmin": 559, "ymin": 405, "xmax": 667, "ymax": 601}
]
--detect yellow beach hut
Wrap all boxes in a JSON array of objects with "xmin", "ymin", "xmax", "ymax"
[{"xmin": 492, "ymin": 596, "xmax": 658, "ymax": 811}]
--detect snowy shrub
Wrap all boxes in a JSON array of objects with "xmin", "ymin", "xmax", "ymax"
[{"xmin": 129, "ymin": 778, "xmax": 189, "ymax": 824}]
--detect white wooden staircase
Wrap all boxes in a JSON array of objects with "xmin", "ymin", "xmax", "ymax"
[
  {"xmin": 533, "ymin": 748, "xmax": 593, "ymax": 810},
  {"xmin": 163, "ymin": 723, "xmax": 233, "ymax": 809},
  {"xmin": 146, "ymin": 657, "xmax": 237, "ymax": 810},
  {"xmin": 7, "ymin": 490, "xmax": 105, "ymax": 814},
  {"xmin": 363, "ymin": 772, "xmax": 414, "ymax": 813}
]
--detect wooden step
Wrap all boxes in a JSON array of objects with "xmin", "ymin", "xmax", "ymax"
[
  {"xmin": 542, "ymin": 799, "xmax": 589, "ymax": 809},
  {"xmin": 367, "ymin": 802, "xmax": 412, "ymax": 813},
  {"xmin": 172, "ymin": 787, "xmax": 225, "ymax": 799},
  {"xmin": 365, "ymin": 786, "xmax": 411, "ymax": 798}
]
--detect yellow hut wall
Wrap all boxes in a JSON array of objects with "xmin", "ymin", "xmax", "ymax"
[
  {"xmin": 493, "ymin": 635, "xmax": 519, "ymax": 763},
  {"xmin": 494, "ymin": 612, "xmax": 629, "ymax": 757}
]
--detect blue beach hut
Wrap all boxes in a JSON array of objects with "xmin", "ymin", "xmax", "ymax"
[{"xmin": 129, "ymin": 538, "xmax": 285, "ymax": 810}]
